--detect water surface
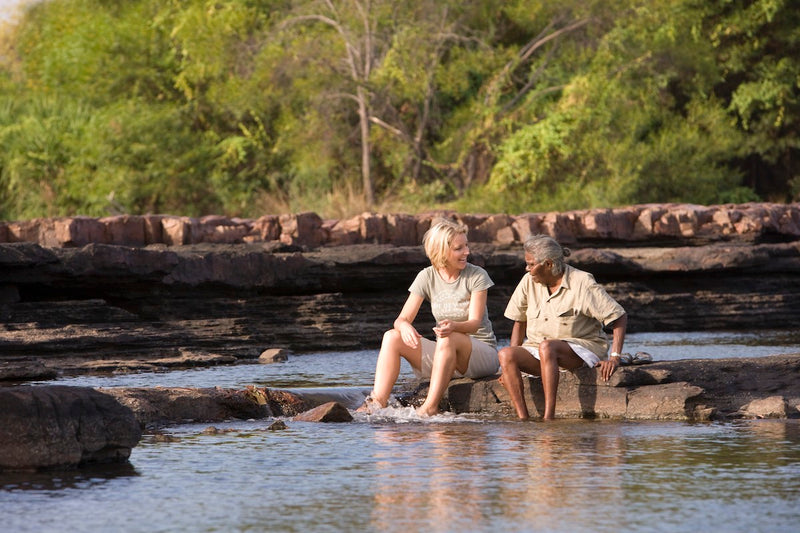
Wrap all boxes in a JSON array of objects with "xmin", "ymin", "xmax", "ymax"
[
  {"xmin": 4, "ymin": 330, "xmax": 800, "ymax": 532},
  {"xmin": 2, "ymin": 417, "xmax": 798, "ymax": 533}
]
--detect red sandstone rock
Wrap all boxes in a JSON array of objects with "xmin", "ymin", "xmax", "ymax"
[
  {"xmin": 386, "ymin": 213, "xmax": 419, "ymax": 246},
  {"xmin": 279, "ymin": 212, "xmax": 324, "ymax": 247},
  {"xmin": 293, "ymin": 401, "xmax": 353, "ymax": 423},
  {"xmin": 1, "ymin": 203, "xmax": 798, "ymax": 249},
  {"xmin": 476, "ymin": 214, "xmax": 515, "ymax": 245},
  {"xmin": 251, "ymin": 215, "xmax": 281, "ymax": 242},
  {"xmin": 161, "ymin": 216, "xmax": 194, "ymax": 245},
  {"xmin": 143, "ymin": 215, "xmax": 165, "ymax": 244},
  {"xmin": 359, "ymin": 212, "xmax": 389, "ymax": 243},
  {"xmin": 101, "ymin": 215, "xmax": 146, "ymax": 246},
  {"xmin": 328, "ymin": 215, "xmax": 362, "ymax": 245},
  {"xmin": 511, "ymin": 213, "xmax": 544, "ymax": 243},
  {"xmin": 540, "ymin": 211, "xmax": 579, "ymax": 243},
  {"xmin": 193, "ymin": 215, "xmax": 251, "ymax": 244}
]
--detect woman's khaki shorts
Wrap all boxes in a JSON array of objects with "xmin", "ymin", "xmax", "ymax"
[{"xmin": 413, "ymin": 336, "xmax": 499, "ymax": 379}]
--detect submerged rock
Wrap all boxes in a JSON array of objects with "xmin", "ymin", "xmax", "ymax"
[{"xmin": 0, "ymin": 386, "xmax": 141, "ymax": 471}]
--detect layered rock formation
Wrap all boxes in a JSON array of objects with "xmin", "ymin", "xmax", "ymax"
[
  {"xmin": 4, "ymin": 203, "xmax": 798, "ymax": 470},
  {"xmin": 1, "ymin": 203, "xmax": 799, "ymax": 381}
]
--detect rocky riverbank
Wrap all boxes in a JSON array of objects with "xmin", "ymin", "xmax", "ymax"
[
  {"xmin": 1, "ymin": 202, "xmax": 799, "ymax": 381},
  {"xmin": 2, "ymin": 203, "xmax": 800, "ymax": 469},
  {"xmin": 5, "ymin": 352, "xmax": 798, "ymax": 470}
]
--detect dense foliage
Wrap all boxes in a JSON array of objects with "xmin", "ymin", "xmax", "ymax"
[{"xmin": 1, "ymin": 0, "xmax": 797, "ymax": 220}]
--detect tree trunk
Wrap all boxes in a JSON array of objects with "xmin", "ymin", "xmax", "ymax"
[{"xmin": 357, "ymin": 86, "xmax": 374, "ymax": 206}]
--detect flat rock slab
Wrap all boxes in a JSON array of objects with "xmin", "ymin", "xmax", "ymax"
[{"xmin": 427, "ymin": 354, "xmax": 800, "ymax": 421}]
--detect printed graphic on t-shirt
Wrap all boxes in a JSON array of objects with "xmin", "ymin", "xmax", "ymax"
[{"xmin": 431, "ymin": 288, "xmax": 469, "ymax": 321}]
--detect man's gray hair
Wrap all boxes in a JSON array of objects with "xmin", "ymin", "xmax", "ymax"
[{"xmin": 523, "ymin": 235, "xmax": 571, "ymax": 276}]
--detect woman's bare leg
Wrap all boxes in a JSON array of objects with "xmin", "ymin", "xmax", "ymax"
[
  {"xmin": 416, "ymin": 333, "xmax": 471, "ymax": 416},
  {"xmin": 370, "ymin": 329, "xmax": 422, "ymax": 407}
]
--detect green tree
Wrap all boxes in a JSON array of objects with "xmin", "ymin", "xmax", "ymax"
[{"xmin": 479, "ymin": 0, "xmax": 797, "ymax": 212}]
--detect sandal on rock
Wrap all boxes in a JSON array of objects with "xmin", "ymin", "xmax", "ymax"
[{"xmin": 620, "ymin": 352, "xmax": 653, "ymax": 365}]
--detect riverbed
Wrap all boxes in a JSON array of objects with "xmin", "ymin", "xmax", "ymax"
[{"xmin": 2, "ymin": 330, "xmax": 800, "ymax": 533}]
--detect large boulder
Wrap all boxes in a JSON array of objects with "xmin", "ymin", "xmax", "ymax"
[{"xmin": 0, "ymin": 386, "xmax": 141, "ymax": 471}]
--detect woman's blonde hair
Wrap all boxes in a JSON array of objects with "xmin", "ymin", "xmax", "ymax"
[{"xmin": 423, "ymin": 218, "xmax": 468, "ymax": 268}]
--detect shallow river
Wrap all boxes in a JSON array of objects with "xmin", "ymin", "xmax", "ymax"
[{"xmin": 2, "ymin": 330, "xmax": 800, "ymax": 533}]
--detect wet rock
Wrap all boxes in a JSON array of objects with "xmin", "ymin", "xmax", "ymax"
[
  {"xmin": 625, "ymin": 383, "xmax": 705, "ymax": 420},
  {"xmin": 259, "ymin": 348, "xmax": 290, "ymax": 363},
  {"xmin": 741, "ymin": 396, "xmax": 793, "ymax": 419},
  {"xmin": 0, "ymin": 359, "xmax": 58, "ymax": 382},
  {"xmin": 0, "ymin": 386, "xmax": 141, "ymax": 471},
  {"xmin": 268, "ymin": 420, "xmax": 288, "ymax": 430},
  {"xmin": 101, "ymin": 386, "xmax": 307, "ymax": 428},
  {"xmin": 293, "ymin": 401, "xmax": 353, "ymax": 423}
]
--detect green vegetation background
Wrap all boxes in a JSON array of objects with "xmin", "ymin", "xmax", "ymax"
[{"xmin": 1, "ymin": 0, "xmax": 797, "ymax": 221}]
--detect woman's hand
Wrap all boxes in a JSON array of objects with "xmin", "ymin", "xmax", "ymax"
[
  {"xmin": 399, "ymin": 321, "xmax": 422, "ymax": 348},
  {"xmin": 433, "ymin": 319, "xmax": 455, "ymax": 338}
]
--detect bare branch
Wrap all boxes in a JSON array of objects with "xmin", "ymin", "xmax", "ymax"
[
  {"xmin": 484, "ymin": 17, "xmax": 592, "ymax": 107},
  {"xmin": 369, "ymin": 115, "xmax": 410, "ymax": 141}
]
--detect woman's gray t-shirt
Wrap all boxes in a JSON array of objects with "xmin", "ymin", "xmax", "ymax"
[{"xmin": 408, "ymin": 263, "xmax": 497, "ymax": 348}]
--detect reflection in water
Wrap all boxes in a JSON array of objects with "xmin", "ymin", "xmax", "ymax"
[
  {"xmin": 0, "ymin": 462, "xmax": 138, "ymax": 492},
  {"xmin": 368, "ymin": 421, "xmax": 630, "ymax": 532}
]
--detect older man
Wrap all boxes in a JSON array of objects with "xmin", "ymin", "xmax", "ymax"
[{"xmin": 498, "ymin": 235, "xmax": 627, "ymax": 420}]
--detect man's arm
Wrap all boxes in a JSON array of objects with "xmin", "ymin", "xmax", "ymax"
[{"xmin": 510, "ymin": 321, "xmax": 527, "ymax": 347}]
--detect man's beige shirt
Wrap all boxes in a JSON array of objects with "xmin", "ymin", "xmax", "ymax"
[{"xmin": 504, "ymin": 264, "xmax": 625, "ymax": 358}]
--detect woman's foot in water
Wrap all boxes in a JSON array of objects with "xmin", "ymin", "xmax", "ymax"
[
  {"xmin": 356, "ymin": 394, "xmax": 387, "ymax": 414},
  {"xmin": 415, "ymin": 405, "xmax": 439, "ymax": 417}
]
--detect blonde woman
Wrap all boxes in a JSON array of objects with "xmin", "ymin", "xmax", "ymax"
[{"xmin": 360, "ymin": 218, "xmax": 499, "ymax": 416}]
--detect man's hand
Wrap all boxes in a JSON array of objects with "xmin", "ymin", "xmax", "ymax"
[{"xmin": 596, "ymin": 356, "xmax": 619, "ymax": 381}]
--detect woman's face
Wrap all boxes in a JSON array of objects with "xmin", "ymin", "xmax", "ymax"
[
  {"xmin": 524, "ymin": 252, "xmax": 551, "ymax": 285},
  {"xmin": 445, "ymin": 233, "xmax": 470, "ymax": 271}
]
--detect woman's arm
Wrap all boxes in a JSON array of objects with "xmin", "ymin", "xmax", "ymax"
[
  {"xmin": 433, "ymin": 290, "xmax": 487, "ymax": 337},
  {"xmin": 394, "ymin": 293, "xmax": 424, "ymax": 348},
  {"xmin": 434, "ymin": 289, "xmax": 488, "ymax": 337}
]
